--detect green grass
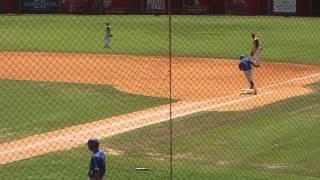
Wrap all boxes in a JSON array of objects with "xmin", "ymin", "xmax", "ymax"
[
  {"xmin": 0, "ymin": 80, "xmax": 169, "ymax": 143},
  {"xmin": 0, "ymin": 149, "xmax": 315, "ymax": 180},
  {"xmin": 2, "ymin": 83, "xmax": 320, "ymax": 179},
  {"xmin": 0, "ymin": 148, "xmax": 171, "ymax": 180},
  {"xmin": 0, "ymin": 15, "xmax": 320, "ymax": 64}
]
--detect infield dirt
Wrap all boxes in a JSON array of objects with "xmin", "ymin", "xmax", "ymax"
[{"xmin": 0, "ymin": 52, "xmax": 319, "ymax": 164}]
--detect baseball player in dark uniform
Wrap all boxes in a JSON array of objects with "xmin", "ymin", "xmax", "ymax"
[
  {"xmin": 239, "ymin": 55, "xmax": 257, "ymax": 95},
  {"xmin": 88, "ymin": 138, "xmax": 106, "ymax": 180}
]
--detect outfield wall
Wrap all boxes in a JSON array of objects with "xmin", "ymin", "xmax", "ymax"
[
  {"xmin": 0, "ymin": 0, "xmax": 313, "ymax": 16},
  {"xmin": 0, "ymin": 0, "xmax": 19, "ymax": 14}
]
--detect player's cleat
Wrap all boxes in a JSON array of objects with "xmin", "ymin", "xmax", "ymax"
[{"xmin": 253, "ymin": 87, "xmax": 258, "ymax": 95}]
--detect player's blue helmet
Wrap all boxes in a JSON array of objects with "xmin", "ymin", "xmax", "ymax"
[{"xmin": 240, "ymin": 55, "xmax": 245, "ymax": 60}]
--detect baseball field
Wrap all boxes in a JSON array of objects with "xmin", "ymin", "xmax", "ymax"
[{"xmin": 0, "ymin": 15, "xmax": 320, "ymax": 179}]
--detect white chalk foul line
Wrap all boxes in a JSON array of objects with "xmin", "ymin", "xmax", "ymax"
[{"xmin": 262, "ymin": 72, "xmax": 320, "ymax": 90}]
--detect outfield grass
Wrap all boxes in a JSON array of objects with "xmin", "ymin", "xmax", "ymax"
[
  {"xmin": 1, "ymin": 83, "xmax": 320, "ymax": 179},
  {"xmin": 0, "ymin": 15, "xmax": 320, "ymax": 64},
  {"xmin": 0, "ymin": 80, "xmax": 169, "ymax": 143}
]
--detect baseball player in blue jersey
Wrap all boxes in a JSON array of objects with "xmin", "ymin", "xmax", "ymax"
[
  {"xmin": 239, "ymin": 55, "xmax": 257, "ymax": 95},
  {"xmin": 88, "ymin": 138, "xmax": 106, "ymax": 180}
]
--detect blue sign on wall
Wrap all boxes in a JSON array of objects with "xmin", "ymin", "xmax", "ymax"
[{"xmin": 23, "ymin": 0, "xmax": 58, "ymax": 11}]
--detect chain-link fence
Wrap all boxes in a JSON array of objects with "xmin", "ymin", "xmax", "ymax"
[{"xmin": 1, "ymin": 1, "xmax": 320, "ymax": 180}]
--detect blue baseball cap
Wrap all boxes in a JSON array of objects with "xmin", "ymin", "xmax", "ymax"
[{"xmin": 240, "ymin": 55, "xmax": 245, "ymax": 60}]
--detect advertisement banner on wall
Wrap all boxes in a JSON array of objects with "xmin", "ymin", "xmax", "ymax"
[
  {"xmin": 273, "ymin": 0, "xmax": 296, "ymax": 13},
  {"xmin": 102, "ymin": 0, "xmax": 113, "ymax": 9},
  {"xmin": 22, "ymin": 0, "xmax": 58, "ymax": 11},
  {"xmin": 147, "ymin": 0, "xmax": 166, "ymax": 11}
]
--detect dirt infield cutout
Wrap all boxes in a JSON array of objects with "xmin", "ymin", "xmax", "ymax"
[{"xmin": 0, "ymin": 52, "xmax": 319, "ymax": 164}]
